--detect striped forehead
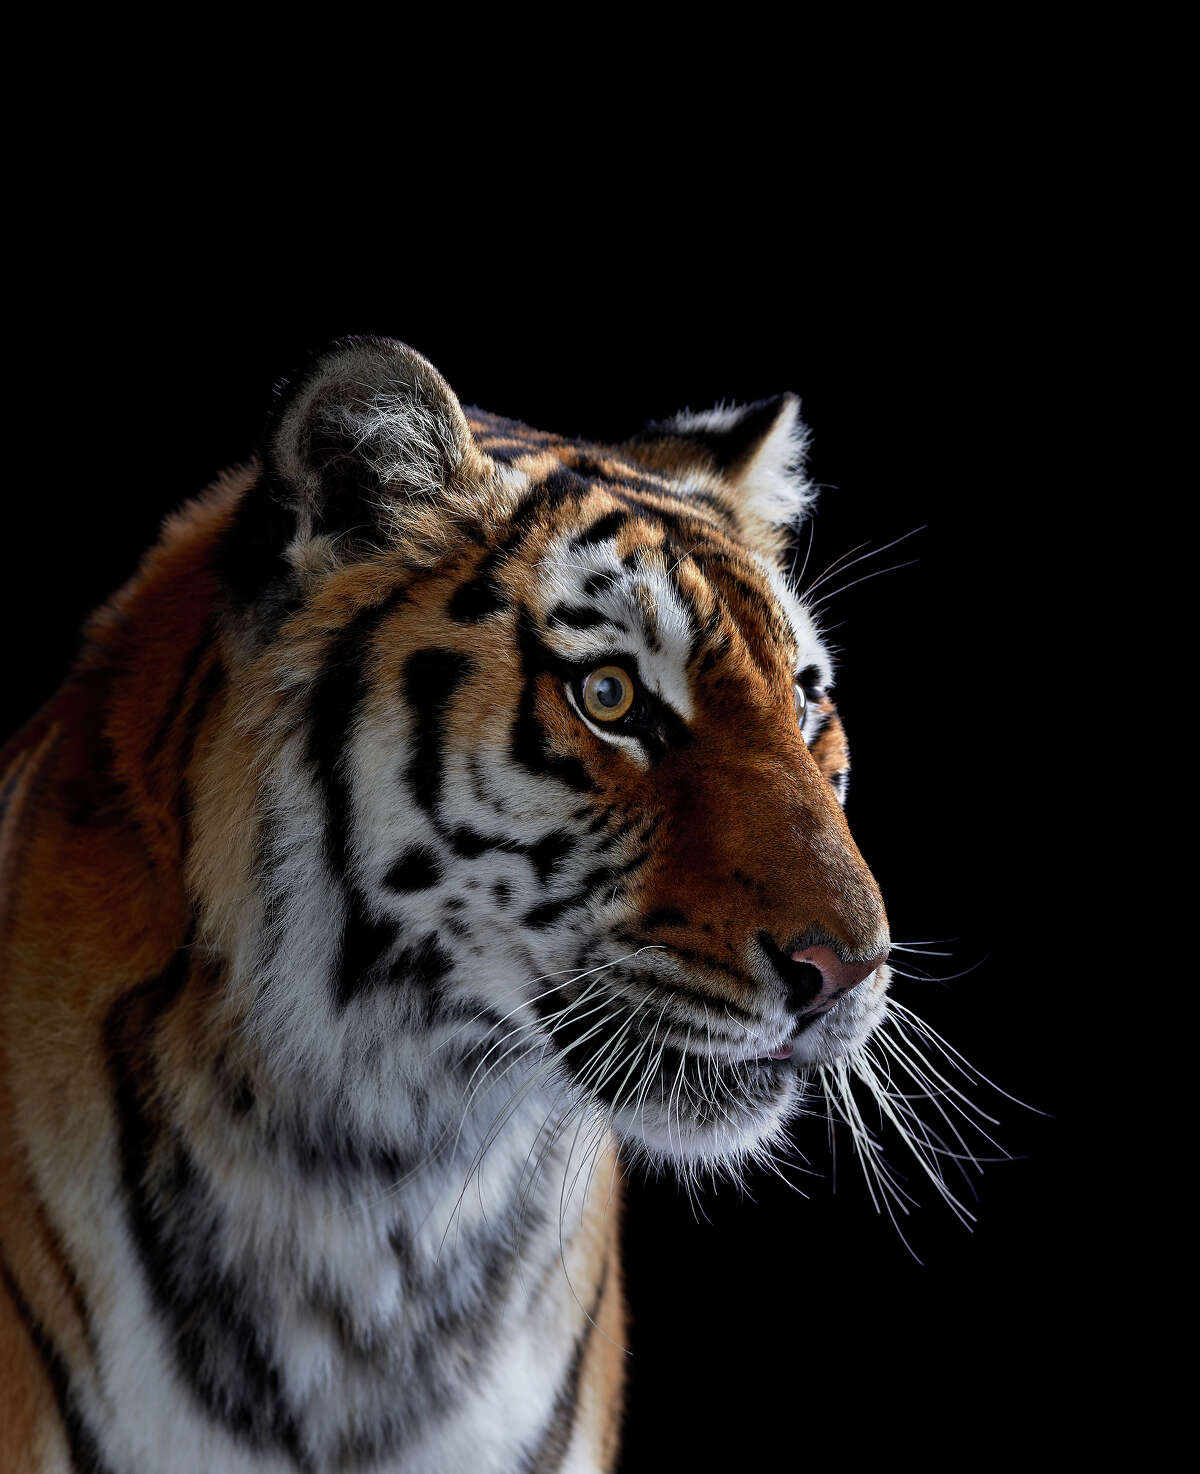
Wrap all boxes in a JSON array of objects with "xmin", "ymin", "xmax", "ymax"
[
  {"xmin": 465, "ymin": 415, "xmax": 831, "ymax": 702},
  {"xmin": 533, "ymin": 514, "xmax": 701, "ymax": 719},
  {"xmin": 526, "ymin": 489, "xmax": 830, "ymax": 716}
]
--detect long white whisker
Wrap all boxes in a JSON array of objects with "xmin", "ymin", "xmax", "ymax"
[{"xmin": 801, "ymin": 525, "xmax": 925, "ymax": 603}]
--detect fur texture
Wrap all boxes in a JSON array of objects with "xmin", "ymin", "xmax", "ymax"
[{"xmin": 0, "ymin": 338, "xmax": 890, "ymax": 1473}]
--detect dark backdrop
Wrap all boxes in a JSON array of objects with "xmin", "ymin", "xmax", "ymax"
[{"xmin": 4, "ymin": 246, "xmax": 1081, "ymax": 1469}]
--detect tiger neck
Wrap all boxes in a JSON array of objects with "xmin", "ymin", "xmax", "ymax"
[
  {"xmin": 96, "ymin": 942, "xmax": 606, "ymax": 1468},
  {"xmin": 138, "ymin": 943, "xmax": 590, "ymax": 1269}
]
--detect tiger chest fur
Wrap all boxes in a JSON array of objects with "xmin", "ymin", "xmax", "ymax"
[{"xmin": 0, "ymin": 338, "xmax": 889, "ymax": 1473}]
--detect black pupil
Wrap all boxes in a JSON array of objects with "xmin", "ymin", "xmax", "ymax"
[{"xmin": 596, "ymin": 676, "xmax": 624, "ymax": 708}]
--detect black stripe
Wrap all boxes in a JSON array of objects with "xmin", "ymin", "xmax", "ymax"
[
  {"xmin": 451, "ymin": 468, "xmax": 589, "ymax": 626},
  {"xmin": 570, "ymin": 509, "xmax": 628, "ymax": 551},
  {"xmin": 389, "ymin": 932, "xmax": 455, "ymax": 1026},
  {"xmin": 144, "ymin": 624, "xmax": 212, "ymax": 769},
  {"xmin": 306, "ymin": 594, "xmax": 407, "ymax": 879},
  {"xmin": 0, "ymin": 1252, "xmax": 113, "ymax": 1474},
  {"xmin": 306, "ymin": 596, "xmax": 408, "ymax": 1007},
  {"xmin": 606, "ymin": 488, "xmax": 719, "ymax": 551},
  {"xmin": 512, "ymin": 610, "xmax": 594, "ymax": 795},
  {"xmin": 403, "ymin": 647, "xmax": 475, "ymax": 817},
  {"xmin": 520, "ymin": 854, "xmax": 644, "ymax": 931},
  {"xmin": 546, "ymin": 602, "xmax": 622, "ymax": 633},
  {"xmin": 104, "ymin": 946, "xmax": 313, "ymax": 1469},
  {"xmin": 449, "ymin": 825, "xmax": 512, "ymax": 859},
  {"xmin": 516, "ymin": 468, "xmax": 589, "ymax": 525},
  {"xmin": 806, "ymin": 707, "xmax": 833, "ymax": 749},
  {"xmin": 522, "ymin": 891, "xmax": 588, "ymax": 930},
  {"xmin": 448, "ymin": 531, "xmax": 523, "ymax": 622},
  {"xmin": 563, "ymin": 452, "xmax": 665, "ymax": 492},
  {"xmin": 643, "ymin": 907, "xmax": 687, "ymax": 929},
  {"xmin": 526, "ymin": 829, "xmax": 576, "ymax": 886},
  {"xmin": 383, "ymin": 845, "xmax": 442, "ymax": 892},
  {"xmin": 582, "ymin": 571, "xmax": 616, "ymax": 599},
  {"xmin": 334, "ymin": 898, "xmax": 398, "ymax": 1007},
  {"xmin": 522, "ymin": 1259, "xmax": 609, "ymax": 1473},
  {"xmin": 701, "ymin": 552, "xmax": 792, "ymax": 643},
  {"xmin": 448, "ymin": 465, "xmax": 595, "ymax": 622},
  {"xmin": 680, "ymin": 487, "xmax": 738, "ymax": 524},
  {"xmin": 606, "ymin": 947, "xmax": 764, "ymax": 1025}
]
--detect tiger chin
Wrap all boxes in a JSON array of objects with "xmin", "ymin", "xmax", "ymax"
[{"xmin": 0, "ymin": 337, "xmax": 890, "ymax": 1474}]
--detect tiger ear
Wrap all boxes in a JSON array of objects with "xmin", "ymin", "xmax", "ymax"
[
  {"xmin": 628, "ymin": 394, "xmax": 816, "ymax": 536},
  {"xmin": 262, "ymin": 335, "xmax": 475, "ymax": 542},
  {"xmin": 223, "ymin": 337, "xmax": 480, "ymax": 606}
]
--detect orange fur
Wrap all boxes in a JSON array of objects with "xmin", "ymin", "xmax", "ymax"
[
  {"xmin": 1, "ymin": 354, "xmax": 874, "ymax": 1473},
  {"xmin": 0, "ymin": 487, "xmax": 239, "ymax": 1471}
]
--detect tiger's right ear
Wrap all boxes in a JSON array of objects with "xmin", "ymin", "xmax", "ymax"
[{"xmin": 222, "ymin": 336, "xmax": 483, "ymax": 606}]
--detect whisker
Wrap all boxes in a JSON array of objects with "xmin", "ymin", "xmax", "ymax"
[
  {"xmin": 801, "ymin": 525, "xmax": 926, "ymax": 603},
  {"xmin": 887, "ymin": 998, "xmax": 1045, "ymax": 1114},
  {"xmin": 808, "ymin": 557, "xmax": 921, "ymax": 613}
]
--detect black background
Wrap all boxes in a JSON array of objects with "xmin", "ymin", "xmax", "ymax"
[{"xmin": 4, "ymin": 230, "xmax": 1087, "ymax": 1468}]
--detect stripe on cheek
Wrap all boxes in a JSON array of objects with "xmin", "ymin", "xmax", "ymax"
[{"xmin": 403, "ymin": 648, "xmax": 476, "ymax": 815}]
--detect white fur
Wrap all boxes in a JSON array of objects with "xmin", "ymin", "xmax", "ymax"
[
  {"xmin": 665, "ymin": 396, "xmax": 815, "ymax": 528},
  {"xmin": 30, "ymin": 368, "xmax": 893, "ymax": 1473}
]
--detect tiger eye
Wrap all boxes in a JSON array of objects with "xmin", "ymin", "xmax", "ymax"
[
  {"xmin": 794, "ymin": 682, "xmax": 808, "ymax": 727},
  {"xmin": 583, "ymin": 665, "xmax": 636, "ymax": 722}
]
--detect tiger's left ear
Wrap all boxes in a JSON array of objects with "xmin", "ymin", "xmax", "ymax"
[
  {"xmin": 628, "ymin": 394, "xmax": 815, "ymax": 545},
  {"xmin": 261, "ymin": 335, "xmax": 481, "ymax": 544},
  {"xmin": 222, "ymin": 336, "xmax": 496, "ymax": 608}
]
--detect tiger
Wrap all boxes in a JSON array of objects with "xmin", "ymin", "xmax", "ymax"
[{"xmin": 0, "ymin": 336, "xmax": 891, "ymax": 1474}]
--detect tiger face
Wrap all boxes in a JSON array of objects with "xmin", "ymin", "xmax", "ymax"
[{"xmin": 208, "ymin": 337, "xmax": 890, "ymax": 1179}]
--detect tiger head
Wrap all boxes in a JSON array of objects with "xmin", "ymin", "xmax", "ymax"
[{"xmin": 197, "ymin": 337, "xmax": 890, "ymax": 1175}]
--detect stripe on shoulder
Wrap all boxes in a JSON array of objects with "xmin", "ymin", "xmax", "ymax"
[{"xmin": 522, "ymin": 1259, "xmax": 609, "ymax": 1473}]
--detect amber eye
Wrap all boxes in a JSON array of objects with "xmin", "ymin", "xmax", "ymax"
[
  {"xmin": 582, "ymin": 665, "xmax": 636, "ymax": 722},
  {"xmin": 794, "ymin": 682, "xmax": 808, "ymax": 728}
]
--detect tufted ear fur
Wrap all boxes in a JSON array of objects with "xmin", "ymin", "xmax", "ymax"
[
  {"xmin": 263, "ymin": 335, "xmax": 477, "ymax": 539},
  {"xmin": 222, "ymin": 337, "xmax": 484, "ymax": 607},
  {"xmin": 627, "ymin": 393, "xmax": 816, "ymax": 542}
]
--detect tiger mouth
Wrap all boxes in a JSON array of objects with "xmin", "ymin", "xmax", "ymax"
[
  {"xmin": 746, "ymin": 1002, "xmax": 849, "ymax": 1061},
  {"xmin": 596, "ymin": 1039, "xmax": 797, "ymax": 1118},
  {"xmin": 534, "ymin": 963, "xmax": 888, "ymax": 1153},
  {"xmin": 747, "ymin": 1009, "xmax": 828, "ymax": 1060}
]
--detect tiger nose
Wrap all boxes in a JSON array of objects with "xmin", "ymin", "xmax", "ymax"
[{"xmin": 792, "ymin": 944, "xmax": 889, "ymax": 1010}]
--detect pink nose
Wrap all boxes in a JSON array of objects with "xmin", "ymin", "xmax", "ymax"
[{"xmin": 791, "ymin": 944, "xmax": 889, "ymax": 1007}]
